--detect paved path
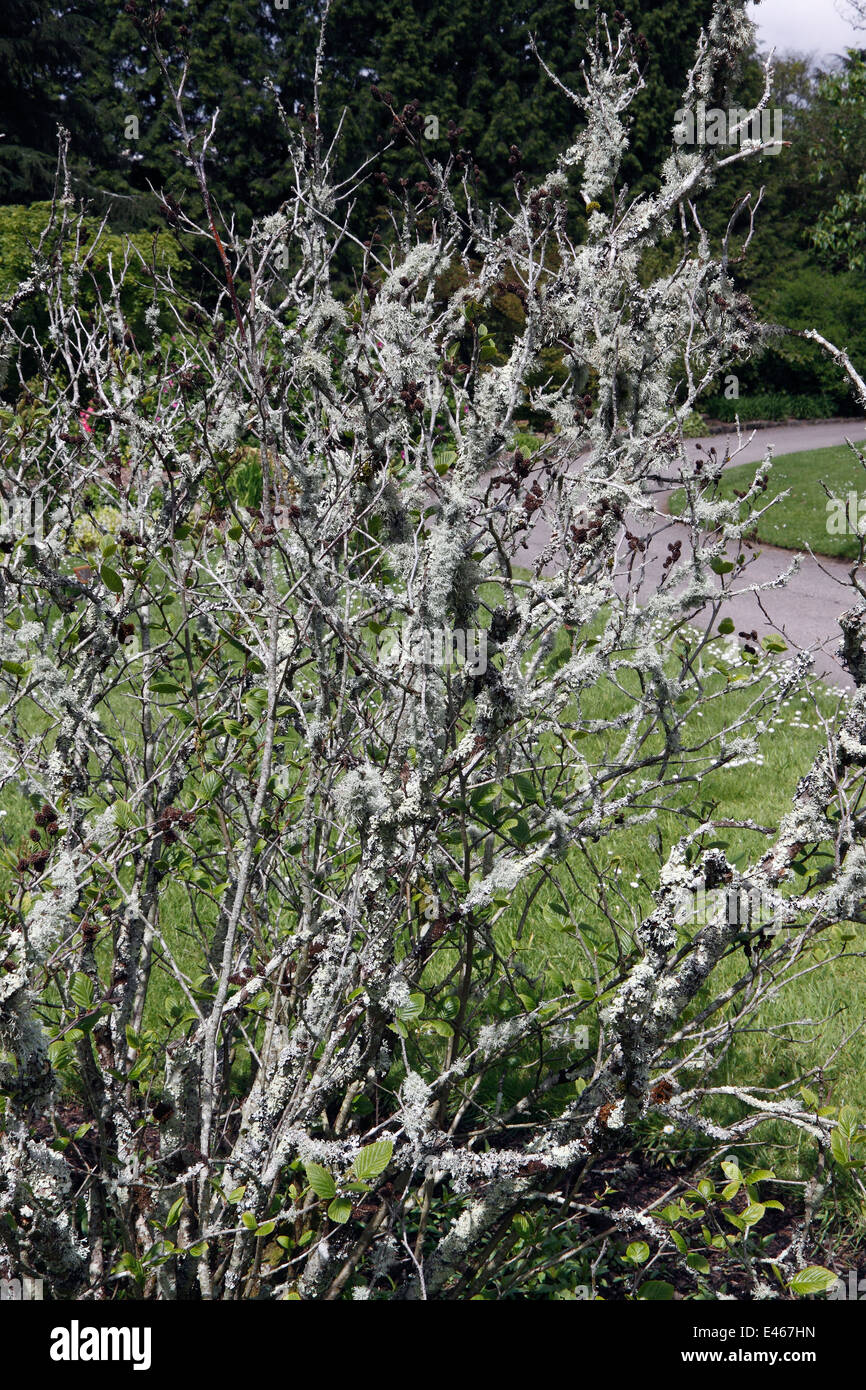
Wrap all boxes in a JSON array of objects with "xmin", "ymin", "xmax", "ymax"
[
  {"xmin": 520, "ymin": 420, "xmax": 866, "ymax": 688},
  {"xmin": 683, "ymin": 419, "xmax": 866, "ymax": 465}
]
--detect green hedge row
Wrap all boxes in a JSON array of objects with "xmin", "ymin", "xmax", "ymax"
[{"xmin": 699, "ymin": 391, "xmax": 845, "ymax": 422}]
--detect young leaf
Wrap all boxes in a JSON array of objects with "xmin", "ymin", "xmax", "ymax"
[
  {"xmin": 351, "ymin": 1140, "xmax": 393, "ymax": 1183},
  {"xmin": 166, "ymin": 1196, "xmax": 185, "ymax": 1229},
  {"xmin": 305, "ymin": 1163, "xmax": 336, "ymax": 1200},
  {"xmin": 789, "ymin": 1266, "xmax": 839, "ymax": 1296},
  {"xmin": 637, "ymin": 1280, "xmax": 675, "ymax": 1300},
  {"xmin": 327, "ymin": 1198, "xmax": 352, "ymax": 1225},
  {"xmin": 69, "ymin": 972, "xmax": 95, "ymax": 1011},
  {"xmin": 100, "ymin": 564, "xmax": 123, "ymax": 593}
]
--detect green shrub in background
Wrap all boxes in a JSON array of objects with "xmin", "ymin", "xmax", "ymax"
[
  {"xmin": 700, "ymin": 391, "xmax": 844, "ymax": 422},
  {"xmin": 0, "ymin": 201, "xmax": 183, "ymax": 394}
]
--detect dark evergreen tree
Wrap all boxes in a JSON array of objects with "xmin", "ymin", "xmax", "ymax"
[
  {"xmin": 0, "ymin": 0, "xmax": 100, "ymax": 201},
  {"xmin": 312, "ymin": 0, "xmax": 718, "ymax": 212},
  {"xmin": 57, "ymin": 1, "xmax": 719, "ymax": 227}
]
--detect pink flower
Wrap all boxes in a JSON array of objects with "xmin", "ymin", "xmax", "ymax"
[{"xmin": 79, "ymin": 406, "xmax": 94, "ymax": 434}]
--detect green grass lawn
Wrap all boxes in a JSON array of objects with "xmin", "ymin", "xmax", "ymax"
[
  {"xmin": 492, "ymin": 639, "xmax": 866, "ymax": 1186},
  {"xmin": 669, "ymin": 440, "xmax": 866, "ymax": 559},
  {"xmin": 412, "ymin": 605, "xmax": 863, "ymax": 1194}
]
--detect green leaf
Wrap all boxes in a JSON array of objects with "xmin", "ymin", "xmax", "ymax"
[
  {"xmin": 100, "ymin": 564, "xmax": 123, "ymax": 593},
  {"xmin": 789, "ymin": 1265, "xmax": 839, "ymax": 1296},
  {"xmin": 710, "ymin": 556, "xmax": 735, "ymax": 575},
  {"xmin": 762, "ymin": 636, "xmax": 787, "ymax": 653},
  {"xmin": 687, "ymin": 1253, "xmax": 711, "ymax": 1274},
  {"xmin": 396, "ymin": 993, "xmax": 425, "ymax": 1022},
  {"xmin": 327, "ymin": 1198, "xmax": 353, "ymax": 1225},
  {"xmin": 351, "ymin": 1140, "xmax": 393, "ymax": 1183},
  {"xmin": 469, "ymin": 783, "xmax": 499, "ymax": 807},
  {"xmin": 420, "ymin": 1018, "xmax": 454, "ymax": 1037},
  {"xmin": 304, "ymin": 1163, "xmax": 336, "ymax": 1200},
  {"xmin": 244, "ymin": 688, "xmax": 268, "ymax": 717},
  {"xmin": 741, "ymin": 1202, "xmax": 765, "ymax": 1227},
  {"xmin": 838, "ymin": 1105, "xmax": 861, "ymax": 1141},
  {"xmin": 512, "ymin": 774, "xmax": 539, "ymax": 804},
  {"xmin": 69, "ymin": 972, "xmax": 95, "ymax": 1011},
  {"xmin": 256, "ymin": 1219, "xmax": 276, "ymax": 1237},
  {"xmin": 166, "ymin": 1196, "xmax": 185, "ymax": 1229},
  {"xmin": 112, "ymin": 800, "xmax": 135, "ymax": 830},
  {"xmin": 242, "ymin": 1211, "xmax": 257, "ymax": 1230},
  {"xmin": 625, "ymin": 1241, "xmax": 650, "ymax": 1265},
  {"xmin": 501, "ymin": 814, "xmax": 531, "ymax": 845},
  {"xmin": 637, "ymin": 1280, "xmax": 675, "ymax": 1300},
  {"xmin": 670, "ymin": 1229, "xmax": 688, "ymax": 1254},
  {"xmin": 199, "ymin": 772, "xmax": 223, "ymax": 801},
  {"xmin": 433, "ymin": 447, "xmax": 457, "ymax": 475},
  {"xmin": 831, "ymin": 1127, "xmax": 850, "ymax": 1166},
  {"xmin": 717, "ymin": 618, "xmax": 735, "ymax": 635}
]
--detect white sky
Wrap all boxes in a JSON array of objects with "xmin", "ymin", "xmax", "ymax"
[{"xmin": 746, "ymin": 0, "xmax": 862, "ymax": 60}]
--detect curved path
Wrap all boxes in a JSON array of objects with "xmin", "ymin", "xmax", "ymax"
[{"xmin": 521, "ymin": 420, "xmax": 866, "ymax": 688}]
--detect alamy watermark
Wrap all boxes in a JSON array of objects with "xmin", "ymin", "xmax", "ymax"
[
  {"xmin": 674, "ymin": 103, "xmax": 784, "ymax": 156},
  {"xmin": 677, "ymin": 885, "xmax": 777, "ymax": 933},
  {"xmin": 826, "ymin": 493, "xmax": 866, "ymax": 536},
  {"xmin": 375, "ymin": 623, "xmax": 487, "ymax": 675},
  {"xmin": 50, "ymin": 1319, "xmax": 151, "ymax": 1370},
  {"xmin": 0, "ymin": 1275, "xmax": 44, "ymax": 1300},
  {"xmin": 0, "ymin": 492, "xmax": 43, "ymax": 543},
  {"xmin": 827, "ymin": 1270, "xmax": 866, "ymax": 1300}
]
